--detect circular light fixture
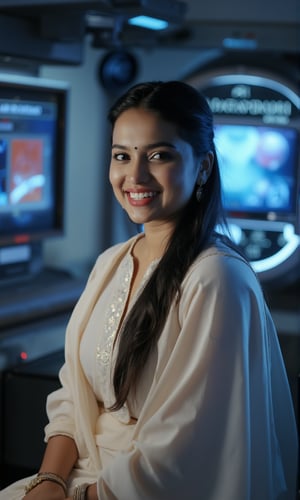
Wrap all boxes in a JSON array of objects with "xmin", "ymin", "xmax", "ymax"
[{"xmin": 99, "ymin": 50, "xmax": 138, "ymax": 92}]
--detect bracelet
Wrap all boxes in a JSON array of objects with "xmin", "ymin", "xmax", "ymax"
[
  {"xmin": 24, "ymin": 472, "xmax": 68, "ymax": 495},
  {"xmin": 73, "ymin": 482, "xmax": 89, "ymax": 500}
]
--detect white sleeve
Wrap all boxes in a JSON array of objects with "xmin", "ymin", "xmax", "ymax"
[{"xmin": 44, "ymin": 256, "xmax": 104, "ymax": 445}]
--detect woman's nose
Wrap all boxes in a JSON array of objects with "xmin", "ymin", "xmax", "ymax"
[{"xmin": 127, "ymin": 156, "xmax": 150, "ymax": 184}]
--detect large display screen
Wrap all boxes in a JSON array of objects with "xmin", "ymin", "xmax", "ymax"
[
  {"xmin": 0, "ymin": 75, "xmax": 68, "ymax": 246},
  {"xmin": 214, "ymin": 123, "xmax": 299, "ymax": 220}
]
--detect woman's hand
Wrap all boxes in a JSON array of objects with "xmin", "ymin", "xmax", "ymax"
[
  {"xmin": 65, "ymin": 482, "xmax": 98, "ymax": 500},
  {"xmin": 23, "ymin": 480, "xmax": 66, "ymax": 499},
  {"xmin": 86, "ymin": 483, "xmax": 98, "ymax": 500},
  {"xmin": 65, "ymin": 483, "xmax": 98, "ymax": 500}
]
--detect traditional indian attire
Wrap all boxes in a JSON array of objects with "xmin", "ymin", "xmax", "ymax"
[{"xmin": 1, "ymin": 235, "xmax": 298, "ymax": 500}]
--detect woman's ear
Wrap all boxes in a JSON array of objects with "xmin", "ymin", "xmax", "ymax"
[{"xmin": 197, "ymin": 151, "xmax": 214, "ymax": 185}]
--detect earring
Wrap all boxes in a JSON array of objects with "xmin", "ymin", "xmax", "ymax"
[
  {"xmin": 196, "ymin": 168, "xmax": 208, "ymax": 202},
  {"xmin": 196, "ymin": 184, "xmax": 203, "ymax": 202}
]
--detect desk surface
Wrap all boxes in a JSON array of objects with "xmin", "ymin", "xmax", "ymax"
[{"xmin": 0, "ymin": 267, "xmax": 86, "ymax": 329}]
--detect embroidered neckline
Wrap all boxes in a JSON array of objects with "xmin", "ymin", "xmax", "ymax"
[{"xmin": 95, "ymin": 249, "xmax": 159, "ymax": 423}]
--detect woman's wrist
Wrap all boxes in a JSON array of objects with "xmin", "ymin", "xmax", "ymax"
[
  {"xmin": 25, "ymin": 472, "xmax": 67, "ymax": 496},
  {"xmin": 24, "ymin": 479, "xmax": 66, "ymax": 499}
]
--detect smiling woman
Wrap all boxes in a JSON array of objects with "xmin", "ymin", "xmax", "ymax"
[
  {"xmin": 1, "ymin": 81, "xmax": 298, "ymax": 500},
  {"xmin": 109, "ymin": 106, "xmax": 207, "ymax": 229}
]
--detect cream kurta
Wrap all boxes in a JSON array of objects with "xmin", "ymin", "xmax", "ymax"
[{"xmin": 1, "ymin": 235, "xmax": 298, "ymax": 500}]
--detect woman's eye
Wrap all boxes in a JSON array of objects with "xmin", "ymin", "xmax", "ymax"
[
  {"xmin": 150, "ymin": 151, "xmax": 172, "ymax": 161},
  {"xmin": 113, "ymin": 152, "xmax": 129, "ymax": 161}
]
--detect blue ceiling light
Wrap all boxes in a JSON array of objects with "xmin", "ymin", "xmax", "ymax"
[
  {"xmin": 128, "ymin": 15, "xmax": 169, "ymax": 30},
  {"xmin": 112, "ymin": 0, "xmax": 187, "ymax": 32}
]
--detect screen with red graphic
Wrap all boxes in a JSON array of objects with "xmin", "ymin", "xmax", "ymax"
[{"xmin": 0, "ymin": 75, "xmax": 68, "ymax": 245}]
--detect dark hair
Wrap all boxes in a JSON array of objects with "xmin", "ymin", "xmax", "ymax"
[{"xmin": 108, "ymin": 81, "xmax": 227, "ymax": 411}]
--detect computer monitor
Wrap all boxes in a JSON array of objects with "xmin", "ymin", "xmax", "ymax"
[
  {"xmin": 214, "ymin": 123, "xmax": 299, "ymax": 226},
  {"xmin": 0, "ymin": 73, "xmax": 69, "ymax": 282},
  {"xmin": 0, "ymin": 73, "xmax": 69, "ymax": 248}
]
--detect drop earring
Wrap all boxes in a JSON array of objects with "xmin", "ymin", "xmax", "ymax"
[
  {"xmin": 196, "ymin": 183, "xmax": 203, "ymax": 202},
  {"xmin": 196, "ymin": 169, "xmax": 209, "ymax": 202}
]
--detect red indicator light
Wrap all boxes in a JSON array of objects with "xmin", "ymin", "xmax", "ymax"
[
  {"xmin": 14, "ymin": 234, "xmax": 30, "ymax": 244},
  {"xmin": 20, "ymin": 351, "xmax": 28, "ymax": 360}
]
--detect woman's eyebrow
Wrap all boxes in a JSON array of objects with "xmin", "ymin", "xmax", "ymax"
[
  {"xmin": 111, "ymin": 142, "xmax": 177, "ymax": 150},
  {"xmin": 111, "ymin": 144, "xmax": 128, "ymax": 150},
  {"xmin": 147, "ymin": 141, "xmax": 177, "ymax": 149}
]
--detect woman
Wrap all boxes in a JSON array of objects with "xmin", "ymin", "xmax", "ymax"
[{"xmin": 1, "ymin": 81, "xmax": 297, "ymax": 500}]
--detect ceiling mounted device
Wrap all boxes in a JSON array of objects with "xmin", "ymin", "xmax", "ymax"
[
  {"xmin": 0, "ymin": 0, "xmax": 188, "ymax": 62},
  {"xmin": 87, "ymin": 0, "xmax": 187, "ymax": 49}
]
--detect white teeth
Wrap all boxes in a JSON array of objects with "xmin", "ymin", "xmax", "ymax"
[{"xmin": 129, "ymin": 192, "xmax": 156, "ymax": 200}]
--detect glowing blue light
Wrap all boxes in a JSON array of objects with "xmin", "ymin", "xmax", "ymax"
[
  {"xmin": 251, "ymin": 224, "xmax": 300, "ymax": 273},
  {"xmin": 218, "ymin": 221, "xmax": 300, "ymax": 274},
  {"xmin": 222, "ymin": 38, "xmax": 258, "ymax": 50},
  {"xmin": 128, "ymin": 15, "xmax": 169, "ymax": 30}
]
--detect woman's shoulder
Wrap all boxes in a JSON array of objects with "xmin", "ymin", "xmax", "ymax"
[
  {"xmin": 185, "ymin": 240, "xmax": 258, "ymax": 290},
  {"xmin": 195, "ymin": 240, "xmax": 248, "ymax": 265},
  {"xmin": 177, "ymin": 243, "xmax": 265, "ymax": 320}
]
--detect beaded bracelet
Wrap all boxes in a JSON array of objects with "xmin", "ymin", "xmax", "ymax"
[
  {"xmin": 73, "ymin": 482, "xmax": 89, "ymax": 500},
  {"xmin": 24, "ymin": 472, "xmax": 67, "ymax": 495}
]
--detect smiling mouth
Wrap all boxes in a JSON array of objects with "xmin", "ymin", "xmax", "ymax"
[{"xmin": 127, "ymin": 191, "xmax": 157, "ymax": 200}]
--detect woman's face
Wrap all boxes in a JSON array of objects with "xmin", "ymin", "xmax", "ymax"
[{"xmin": 109, "ymin": 107, "xmax": 201, "ymax": 227}]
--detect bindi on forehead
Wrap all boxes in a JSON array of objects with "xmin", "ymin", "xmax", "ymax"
[{"xmin": 134, "ymin": 146, "xmax": 138, "ymax": 150}]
